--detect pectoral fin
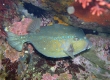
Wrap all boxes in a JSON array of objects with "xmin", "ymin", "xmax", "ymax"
[{"xmin": 63, "ymin": 44, "xmax": 75, "ymax": 58}]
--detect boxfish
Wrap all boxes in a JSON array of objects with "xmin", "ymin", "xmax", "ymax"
[{"xmin": 6, "ymin": 24, "xmax": 92, "ymax": 58}]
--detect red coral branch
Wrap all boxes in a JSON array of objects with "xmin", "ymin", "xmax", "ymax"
[
  {"xmin": 75, "ymin": 0, "xmax": 92, "ymax": 8},
  {"xmin": 75, "ymin": 0, "xmax": 110, "ymax": 16},
  {"xmin": 90, "ymin": 4, "xmax": 107, "ymax": 16}
]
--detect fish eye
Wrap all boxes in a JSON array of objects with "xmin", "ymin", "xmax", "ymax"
[{"xmin": 73, "ymin": 36, "xmax": 79, "ymax": 41}]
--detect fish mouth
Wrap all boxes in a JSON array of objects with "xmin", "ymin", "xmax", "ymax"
[{"xmin": 86, "ymin": 41, "xmax": 92, "ymax": 49}]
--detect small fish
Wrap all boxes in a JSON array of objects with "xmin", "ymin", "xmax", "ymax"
[{"xmin": 6, "ymin": 24, "xmax": 92, "ymax": 58}]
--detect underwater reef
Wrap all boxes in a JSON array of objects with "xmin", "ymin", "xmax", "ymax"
[{"xmin": 0, "ymin": 0, "xmax": 110, "ymax": 80}]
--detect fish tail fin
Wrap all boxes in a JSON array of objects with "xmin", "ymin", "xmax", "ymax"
[{"xmin": 6, "ymin": 32, "xmax": 28, "ymax": 51}]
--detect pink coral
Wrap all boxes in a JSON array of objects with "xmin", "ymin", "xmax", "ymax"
[
  {"xmin": 90, "ymin": 4, "xmax": 107, "ymax": 16},
  {"xmin": 4, "ymin": 43, "xmax": 22, "ymax": 63},
  {"xmin": 9, "ymin": 18, "xmax": 33, "ymax": 35},
  {"xmin": 75, "ymin": 0, "xmax": 92, "ymax": 8},
  {"xmin": 41, "ymin": 72, "xmax": 72, "ymax": 80},
  {"xmin": 41, "ymin": 73, "xmax": 58, "ymax": 80},
  {"xmin": 75, "ymin": 0, "xmax": 110, "ymax": 16},
  {"xmin": 9, "ymin": 17, "xmax": 52, "ymax": 35}
]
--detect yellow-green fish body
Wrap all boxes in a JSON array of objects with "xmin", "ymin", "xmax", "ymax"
[{"xmin": 6, "ymin": 24, "xmax": 92, "ymax": 58}]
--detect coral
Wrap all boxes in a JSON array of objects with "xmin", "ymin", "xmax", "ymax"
[
  {"xmin": 0, "ymin": 0, "xmax": 18, "ymax": 38},
  {"xmin": 89, "ymin": 35, "xmax": 110, "ymax": 64},
  {"xmin": 72, "ymin": 55, "xmax": 106, "ymax": 79},
  {"xmin": 49, "ymin": 59, "xmax": 86, "ymax": 78},
  {"xmin": 90, "ymin": 4, "xmax": 107, "ymax": 16},
  {"xmin": 75, "ymin": 0, "xmax": 92, "ymax": 9},
  {"xmin": 72, "ymin": 0, "xmax": 110, "ymax": 26},
  {"xmin": 4, "ymin": 43, "xmax": 23, "ymax": 63},
  {"xmin": 57, "ymin": 73, "xmax": 72, "ymax": 80},
  {"xmin": 41, "ymin": 73, "xmax": 58, "ymax": 80},
  {"xmin": 17, "ymin": 52, "xmax": 51, "ymax": 79},
  {"xmin": 9, "ymin": 18, "xmax": 33, "ymax": 35},
  {"xmin": 80, "ymin": 34, "xmax": 110, "ymax": 79},
  {"xmin": 75, "ymin": 0, "xmax": 110, "ymax": 16},
  {"xmin": 40, "ymin": 17, "xmax": 52, "ymax": 27},
  {"xmin": 2, "ymin": 58, "xmax": 18, "ymax": 80},
  {"xmin": 46, "ymin": 59, "xmax": 56, "ymax": 66},
  {"xmin": 0, "ymin": 38, "xmax": 8, "ymax": 70},
  {"xmin": 41, "ymin": 72, "xmax": 72, "ymax": 80}
]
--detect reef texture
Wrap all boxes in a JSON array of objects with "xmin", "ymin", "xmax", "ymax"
[
  {"xmin": 0, "ymin": 0, "xmax": 19, "ymax": 38},
  {"xmin": 0, "ymin": 0, "xmax": 110, "ymax": 80}
]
